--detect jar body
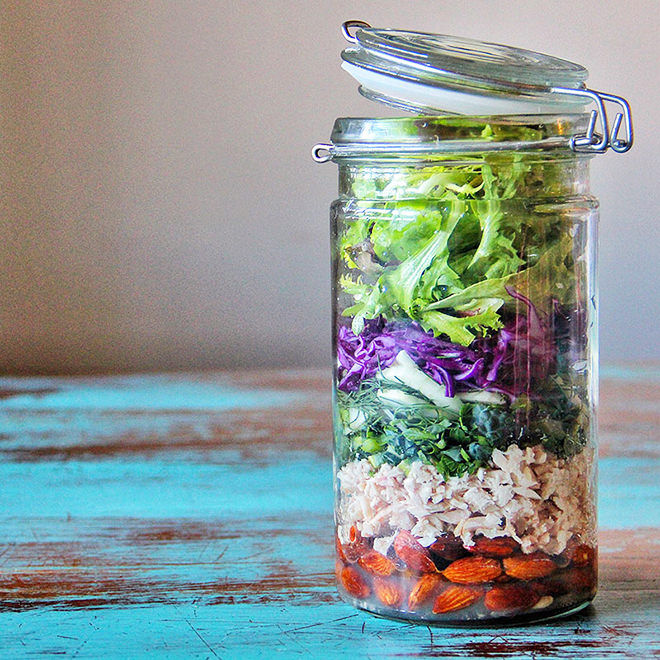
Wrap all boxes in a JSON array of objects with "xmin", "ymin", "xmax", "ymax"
[{"xmin": 331, "ymin": 117, "xmax": 598, "ymax": 624}]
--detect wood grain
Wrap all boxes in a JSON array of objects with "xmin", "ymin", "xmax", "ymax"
[{"xmin": 0, "ymin": 368, "xmax": 657, "ymax": 658}]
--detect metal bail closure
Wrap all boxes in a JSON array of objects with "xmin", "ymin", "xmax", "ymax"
[
  {"xmin": 600, "ymin": 92, "xmax": 634, "ymax": 153},
  {"xmin": 341, "ymin": 20, "xmax": 371, "ymax": 44},
  {"xmin": 321, "ymin": 21, "xmax": 635, "ymax": 157},
  {"xmin": 553, "ymin": 87, "xmax": 634, "ymax": 153},
  {"xmin": 311, "ymin": 143, "xmax": 334, "ymax": 163}
]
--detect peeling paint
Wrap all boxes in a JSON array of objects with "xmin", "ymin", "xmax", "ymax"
[{"xmin": 0, "ymin": 370, "xmax": 657, "ymax": 658}]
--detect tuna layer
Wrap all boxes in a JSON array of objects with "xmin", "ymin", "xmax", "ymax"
[{"xmin": 337, "ymin": 444, "xmax": 596, "ymax": 556}]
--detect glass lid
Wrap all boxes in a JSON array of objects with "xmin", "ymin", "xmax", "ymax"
[
  {"xmin": 334, "ymin": 21, "xmax": 632, "ymax": 154},
  {"xmin": 343, "ymin": 28, "xmax": 588, "ymax": 92}
]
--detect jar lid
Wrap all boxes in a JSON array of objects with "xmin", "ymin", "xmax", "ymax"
[{"xmin": 336, "ymin": 21, "xmax": 632, "ymax": 154}]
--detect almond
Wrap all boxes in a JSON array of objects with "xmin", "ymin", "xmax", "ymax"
[
  {"xmin": 433, "ymin": 585, "xmax": 482, "ymax": 614},
  {"xmin": 358, "ymin": 550, "xmax": 396, "ymax": 577},
  {"xmin": 335, "ymin": 535, "xmax": 347, "ymax": 563},
  {"xmin": 407, "ymin": 573, "xmax": 444, "ymax": 610},
  {"xmin": 484, "ymin": 584, "xmax": 540, "ymax": 613},
  {"xmin": 344, "ymin": 543, "xmax": 367, "ymax": 562},
  {"xmin": 467, "ymin": 536, "xmax": 519, "ymax": 558},
  {"xmin": 394, "ymin": 530, "xmax": 438, "ymax": 573},
  {"xmin": 570, "ymin": 544, "xmax": 596, "ymax": 567},
  {"xmin": 443, "ymin": 556, "xmax": 502, "ymax": 584},
  {"xmin": 343, "ymin": 527, "xmax": 370, "ymax": 563},
  {"xmin": 340, "ymin": 566, "xmax": 370, "ymax": 599},
  {"xmin": 335, "ymin": 560, "xmax": 344, "ymax": 583},
  {"xmin": 539, "ymin": 566, "xmax": 596, "ymax": 596},
  {"xmin": 373, "ymin": 578, "xmax": 403, "ymax": 608},
  {"xmin": 503, "ymin": 553, "xmax": 557, "ymax": 580},
  {"xmin": 428, "ymin": 535, "xmax": 467, "ymax": 561}
]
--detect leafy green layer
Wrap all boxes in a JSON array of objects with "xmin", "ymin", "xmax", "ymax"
[
  {"xmin": 338, "ymin": 152, "xmax": 577, "ymax": 342},
  {"xmin": 339, "ymin": 203, "xmax": 574, "ymax": 342},
  {"xmin": 336, "ymin": 377, "xmax": 589, "ymax": 478}
]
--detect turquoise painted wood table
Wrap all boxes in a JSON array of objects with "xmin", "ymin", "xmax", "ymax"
[{"xmin": 0, "ymin": 367, "xmax": 658, "ymax": 658}]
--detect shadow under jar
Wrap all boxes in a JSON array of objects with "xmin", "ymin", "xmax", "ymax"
[{"xmin": 329, "ymin": 115, "xmax": 599, "ymax": 624}]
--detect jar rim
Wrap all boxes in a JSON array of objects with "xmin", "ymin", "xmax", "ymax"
[{"xmin": 323, "ymin": 114, "xmax": 593, "ymax": 160}]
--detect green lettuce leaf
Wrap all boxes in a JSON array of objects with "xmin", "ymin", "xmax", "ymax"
[
  {"xmin": 419, "ymin": 298, "xmax": 504, "ymax": 346},
  {"xmin": 423, "ymin": 233, "xmax": 574, "ymax": 312},
  {"xmin": 338, "ymin": 145, "xmax": 576, "ymax": 343}
]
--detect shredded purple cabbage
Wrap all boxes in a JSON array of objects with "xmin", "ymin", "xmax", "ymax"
[{"xmin": 337, "ymin": 289, "xmax": 555, "ymax": 398}]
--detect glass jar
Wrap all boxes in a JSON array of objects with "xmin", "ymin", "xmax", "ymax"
[
  {"xmin": 316, "ymin": 21, "xmax": 632, "ymax": 625},
  {"xmin": 328, "ymin": 115, "xmax": 599, "ymax": 624}
]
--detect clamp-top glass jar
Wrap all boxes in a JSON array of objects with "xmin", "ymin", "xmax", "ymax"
[{"xmin": 315, "ymin": 22, "xmax": 632, "ymax": 625}]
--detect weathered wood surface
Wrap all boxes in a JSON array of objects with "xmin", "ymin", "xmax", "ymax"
[{"xmin": 0, "ymin": 367, "xmax": 657, "ymax": 658}]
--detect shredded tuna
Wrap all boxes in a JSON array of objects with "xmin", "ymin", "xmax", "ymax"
[{"xmin": 337, "ymin": 445, "xmax": 596, "ymax": 555}]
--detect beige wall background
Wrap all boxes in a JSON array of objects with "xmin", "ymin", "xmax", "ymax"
[{"xmin": 2, "ymin": 1, "xmax": 658, "ymax": 374}]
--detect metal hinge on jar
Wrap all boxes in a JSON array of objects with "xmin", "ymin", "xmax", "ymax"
[{"xmin": 550, "ymin": 87, "xmax": 633, "ymax": 153}]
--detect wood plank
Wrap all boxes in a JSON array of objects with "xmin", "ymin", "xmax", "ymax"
[{"xmin": 0, "ymin": 368, "xmax": 657, "ymax": 658}]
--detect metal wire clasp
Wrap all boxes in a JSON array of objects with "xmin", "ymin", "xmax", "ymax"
[
  {"xmin": 553, "ymin": 87, "xmax": 633, "ymax": 154},
  {"xmin": 311, "ymin": 143, "xmax": 333, "ymax": 163},
  {"xmin": 341, "ymin": 20, "xmax": 371, "ymax": 43}
]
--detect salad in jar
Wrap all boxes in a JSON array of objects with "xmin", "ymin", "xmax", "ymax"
[{"xmin": 332, "ymin": 117, "xmax": 598, "ymax": 623}]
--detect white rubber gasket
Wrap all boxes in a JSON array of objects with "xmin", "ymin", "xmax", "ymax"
[{"xmin": 342, "ymin": 62, "xmax": 588, "ymax": 116}]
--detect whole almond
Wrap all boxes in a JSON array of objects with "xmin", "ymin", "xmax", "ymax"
[
  {"xmin": 373, "ymin": 578, "xmax": 404, "ymax": 608},
  {"xmin": 340, "ymin": 566, "xmax": 370, "ymax": 599},
  {"xmin": 394, "ymin": 530, "xmax": 438, "ymax": 574},
  {"xmin": 433, "ymin": 585, "xmax": 483, "ymax": 614},
  {"xmin": 503, "ymin": 553, "xmax": 557, "ymax": 580},
  {"xmin": 358, "ymin": 550, "xmax": 396, "ymax": 577},
  {"xmin": 484, "ymin": 584, "xmax": 539, "ymax": 613},
  {"xmin": 467, "ymin": 536, "xmax": 519, "ymax": 558},
  {"xmin": 408, "ymin": 573, "xmax": 444, "ymax": 610},
  {"xmin": 443, "ymin": 556, "xmax": 502, "ymax": 584}
]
